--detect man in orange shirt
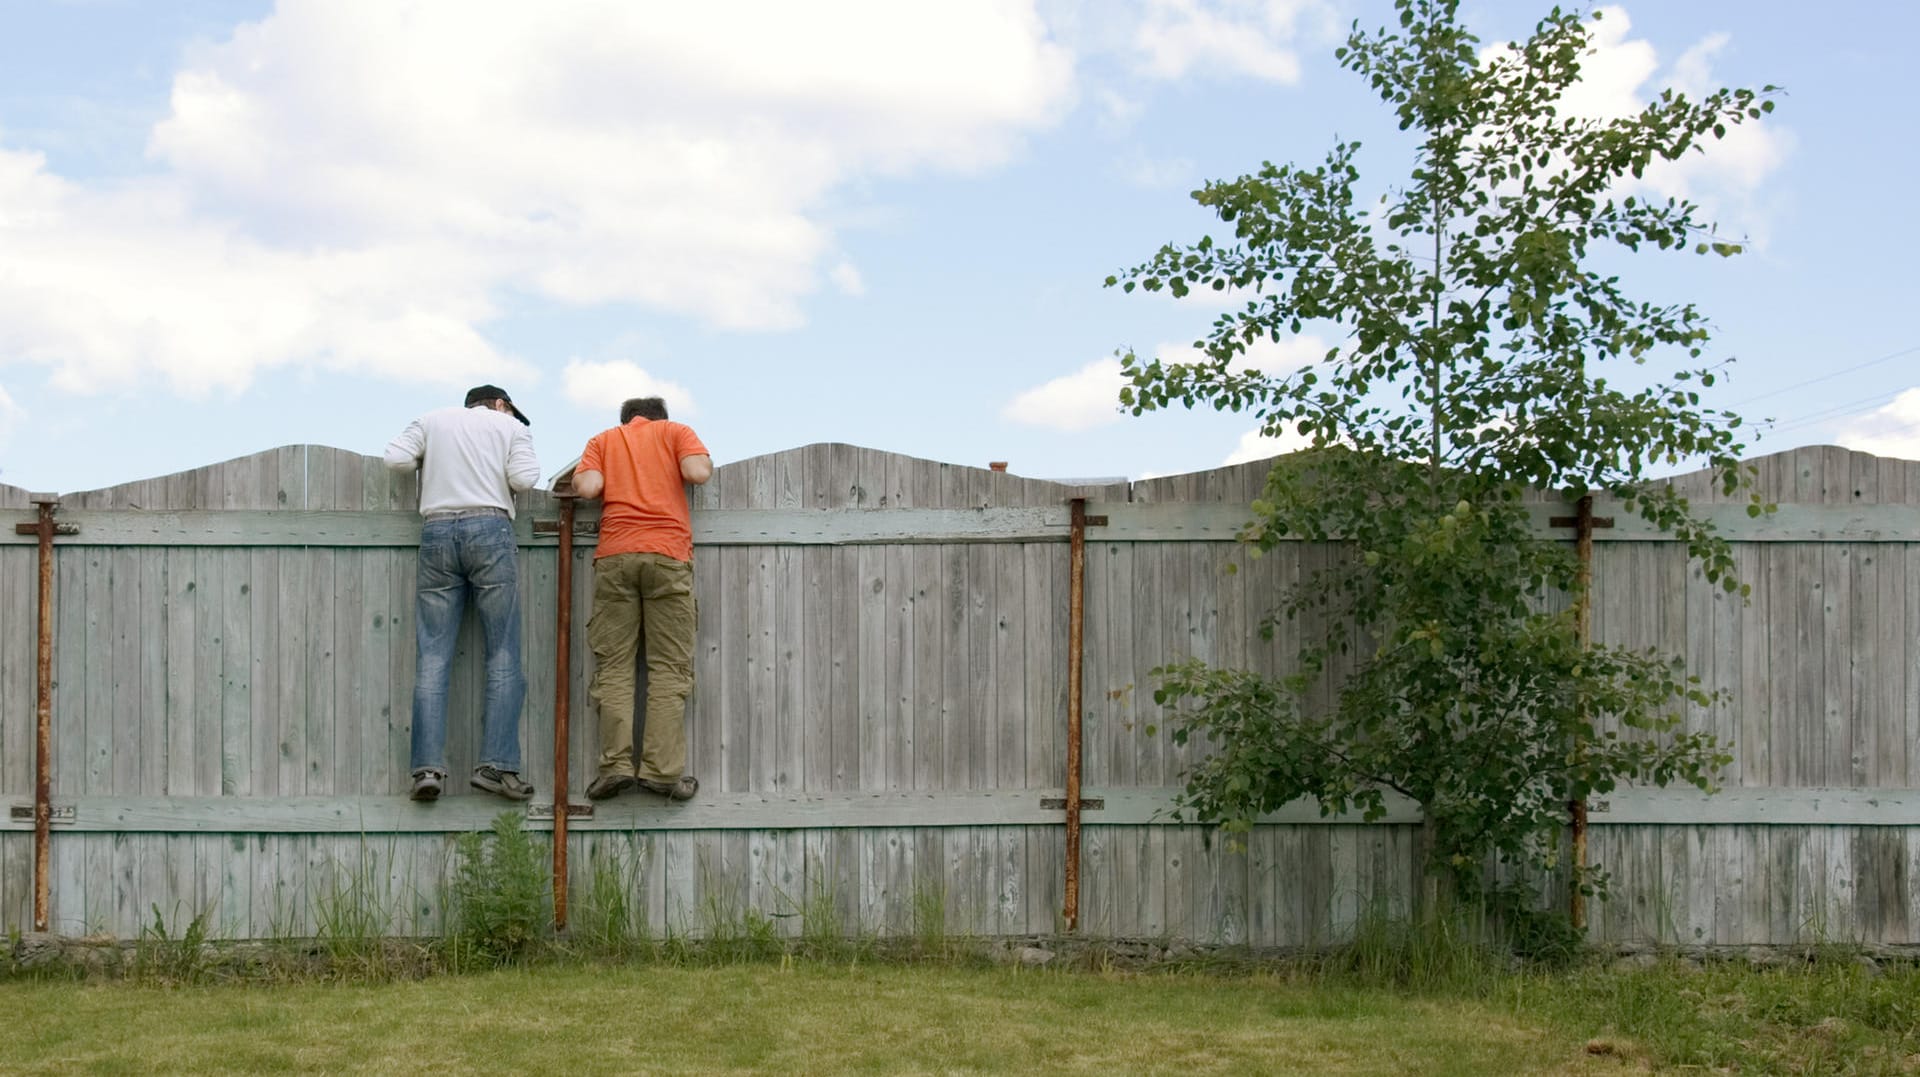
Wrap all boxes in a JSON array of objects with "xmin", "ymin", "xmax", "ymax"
[{"xmin": 571, "ymin": 396, "xmax": 713, "ymax": 801}]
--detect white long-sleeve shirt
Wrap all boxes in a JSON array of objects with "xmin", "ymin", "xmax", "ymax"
[{"xmin": 384, "ymin": 406, "xmax": 541, "ymax": 517}]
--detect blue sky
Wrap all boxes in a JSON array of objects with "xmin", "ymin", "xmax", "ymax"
[{"xmin": 0, "ymin": 0, "xmax": 1912, "ymax": 494}]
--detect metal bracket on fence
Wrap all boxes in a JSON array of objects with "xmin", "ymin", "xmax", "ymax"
[
  {"xmin": 1589, "ymin": 800, "xmax": 1610, "ymax": 814},
  {"xmin": 526, "ymin": 802, "xmax": 595, "ymax": 820},
  {"xmin": 1040, "ymin": 797, "xmax": 1105, "ymax": 811},
  {"xmin": 1084, "ymin": 515, "xmax": 1108, "ymax": 527},
  {"xmin": 532, "ymin": 519, "xmax": 599, "ymax": 536},
  {"xmin": 9, "ymin": 804, "xmax": 74, "ymax": 824},
  {"xmin": 12, "ymin": 522, "xmax": 78, "ymax": 536},
  {"xmin": 1548, "ymin": 515, "xmax": 1615, "ymax": 529}
]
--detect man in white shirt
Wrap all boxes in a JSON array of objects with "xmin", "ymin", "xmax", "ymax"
[{"xmin": 384, "ymin": 385, "xmax": 542, "ymax": 802}]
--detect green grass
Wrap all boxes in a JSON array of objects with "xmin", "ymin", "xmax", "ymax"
[
  {"xmin": 1501, "ymin": 956, "xmax": 1920, "ymax": 1073},
  {"xmin": 0, "ymin": 962, "xmax": 1623, "ymax": 1076},
  {"xmin": 3, "ymin": 953, "xmax": 1917, "ymax": 1073}
]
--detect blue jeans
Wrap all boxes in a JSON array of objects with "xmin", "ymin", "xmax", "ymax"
[{"xmin": 410, "ymin": 513, "xmax": 526, "ymax": 776}]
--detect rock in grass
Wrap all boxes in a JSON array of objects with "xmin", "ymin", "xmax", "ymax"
[
  {"xmin": 12, "ymin": 932, "xmax": 62, "ymax": 970},
  {"xmin": 1610, "ymin": 952, "xmax": 1659, "ymax": 973},
  {"xmin": 1017, "ymin": 946, "xmax": 1055, "ymax": 967}
]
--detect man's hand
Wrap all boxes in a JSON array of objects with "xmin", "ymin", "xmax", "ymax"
[{"xmin": 572, "ymin": 468, "xmax": 605, "ymax": 499}]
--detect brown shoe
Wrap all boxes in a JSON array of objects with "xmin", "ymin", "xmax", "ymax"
[
  {"xmin": 586, "ymin": 773, "xmax": 638, "ymax": 801},
  {"xmin": 636, "ymin": 775, "xmax": 698, "ymax": 802}
]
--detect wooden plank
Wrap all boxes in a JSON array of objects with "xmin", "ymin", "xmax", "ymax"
[
  {"xmin": 21, "ymin": 499, "xmax": 1920, "ymax": 549},
  {"xmin": 0, "ymin": 551, "xmax": 28, "ymax": 799},
  {"xmin": 1738, "ymin": 543, "xmax": 1772, "ymax": 787},
  {"xmin": 257, "ymin": 547, "xmax": 296, "ymax": 797},
  {"xmin": 135, "ymin": 552, "xmax": 167, "ymax": 798},
  {"xmin": 1822, "ymin": 543, "xmax": 1852, "ymax": 786},
  {"xmin": 306, "ymin": 548, "xmax": 339, "ymax": 795},
  {"xmin": 0, "ymin": 834, "xmax": 25, "ymax": 930},
  {"xmin": 0, "ymin": 507, "xmax": 1062, "ymax": 547},
  {"xmin": 826, "ymin": 545, "xmax": 857, "ymax": 792},
  {"xmin": 80, "ymin": 550, "xmax": 111, "ymax": 799},
  {"xmin": 787, "ymin": 547, "xmax": 822, "ymax": 793},
  {"xmin": 966, "ymin": 472, "xmax": 998, "ymax": 793},
  {"xmin": 1130, "ymin": 540, "xmax": 1166, "ymax": 788},
  {"xmin": 16, "ymin": 784, "xmax": 1920, "ymax": 837},
  {"xmin": 1164, "ymin": 828, "xmax": 1194, "ymax": 941},
  {"xmin": 1023, "ymin": 543, "xmax": 1061, "ymax": 790},
  {"xmin": 749, "ymin": 544, "xmax": 779, "ymax": 794},
  {"xmin": 0, "ymin": 788, "xmax": 1082, "ymax": 833},
  {"xmin": 1761, "ymin": 544, "xmax": 1796, "ymax": 787},
  {"xmin": 716, "ymin": 546, "xmax": 749, "ymax": 794},
  {"xmin": 1909, "ymin": 544, "xmax": 1920, "ymax": 789},
  {"xmin": 1082, "ymin": 824, "xmax": 1114, "ymax": 935},
  {"xmin": 519, "ymin": 544, "xmax": 553, "ymax": 793},
  {"xmin": 330, "ymin": 552, "xmax": 364, "ymax": 796},
  {"xmin": 109, "ymin": 550, "xmax": 139, "ymax": 802},
  {"xmin": 160, "ymin": 549, "xmax": 197, "ymax": 796},
  {"xmin": 911, "ymin": 545, "xmax": 941, "ymax": 791},
  {"xmin": 857, "ymin": 541, "xmax": 888, "ymax": 794},
  {"xmin": 389, "ymin": 549, "xmax": 416, "ymax": 797},
  {"xmin": 1871, "ymin": 542, "xmax": 1908, "ymax": 787},
  {"xmin": 992, "ymin": 545, "xmax": 1025, "ymax": 790},
  {"xmin": 941, "ymin": 542, "xmax": 974, "ymax": 794},
  {"xmin": 359, "ymin": 551, "xmax": 395, "ymax": 797},
  {"xmin": 884, "ymin": 540, "xmax": 915, "ymax": 792}
]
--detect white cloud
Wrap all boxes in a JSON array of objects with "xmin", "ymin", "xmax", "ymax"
[
  {"xmin": 1223, "ymin": 424, "xmax": 1314, "ymax": 465},
  {"xmin": 0, "ymin": 147, "xmax": 525, "ymax": 396},
  {"xmin": 1131, "ymin": 0, "xmax": 1325, "ymax": 83},
  {"xmin": 1117, "ymin": 151, "xmax": 1194, "ymax": 189},
  {"xmin": 0, "ymin": 382, "xmax": 21, "ymax": 441},
  {"xmin": 1094, "ymin": 87, "xmax": 1144, "ymax": 132},
  {"xmin": 1003, "ymin": 356, "xmax": 1127, "ymax": 431},
  {"xmin": 1003, "ymin": 334, "xmax": 1323, "ymax": 433},
  {"xmin": 0, "ymin": 1, "xmax": 1075, "ymax": 395},
  {"xmin": 562, "ymin": 359, "xmax": 697, "ymax": 420},
  {"xmin": 1485, "ymin": 6, "xmax": 1790, "ymax": 241},
  {"xmin": 1835, "ymin": 388, "xmax": 1920, "ymax": 462},
  {"xmin": 829, "ymin": 261, "xmax": 867, "ymax": 297}
]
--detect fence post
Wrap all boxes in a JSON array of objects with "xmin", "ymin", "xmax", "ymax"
[
  {"xmin": 1063, "ymin": 497, "xmax": 1086, "ymax": 932},
  {"xmin": 1569, "ymin": 493, "xmax": 1594, "ymax": 932},
  {"xmin": 14, "ymin": 496, "xmax": 66, "ymax": 932}
]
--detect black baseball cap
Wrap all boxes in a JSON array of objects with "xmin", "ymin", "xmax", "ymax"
[{"xmin": 464, "ymin": 384, "xmax": 530, "ymax": 426}]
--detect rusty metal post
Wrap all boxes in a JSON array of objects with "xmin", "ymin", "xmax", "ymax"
[
  {"xmin": 29, "ymin": 498, "xmax": 56, "ymax": 932},
  {"xmin": 552, "ymin": 492, "xmax": 576, "ymax": 930},
  {"xmin": 1064, "ymin": 498, "xmax": 1087, "ymax": 932},
  {"xmin": 1569, "ymin": 493, "xmax": 1595, "ymax": 932}
]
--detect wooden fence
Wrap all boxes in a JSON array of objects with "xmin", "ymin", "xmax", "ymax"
[{"xmin": 1, "ymin": 442, "xmax": 1916, "ymax": 947}]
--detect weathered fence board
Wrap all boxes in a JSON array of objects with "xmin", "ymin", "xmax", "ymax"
[{"xmin": 2, "ymin": 442, "xmax": 1917, "ymax": 944}]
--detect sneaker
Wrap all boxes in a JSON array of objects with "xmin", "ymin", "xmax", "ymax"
[
  {"xmin": 636, "ymin": 774, "xmax": 698, "ymax": 802},
  {"xmin": 585, "ymin": 773, "xmax": 638, "ymax": 801},
  {"xmin": 410, "ymin": 770, "xmax": 444, "ymax": 802},
  {"xmin": 471, "ymin": 765, "xmax": 535, "ymax": 801}
]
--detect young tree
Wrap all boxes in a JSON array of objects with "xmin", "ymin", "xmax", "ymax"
[{"xmin": 1111, "ymin": 0, "xmax": 1776, "ymax": 899}]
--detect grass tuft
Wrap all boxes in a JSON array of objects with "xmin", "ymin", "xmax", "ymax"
[
  {"xmin": 448, "ymin": 811, "xmax": 551, "ymax": 965},
  {"xmin": 132, "ymin": 903, "xmax": 214, "ymax": 985}
]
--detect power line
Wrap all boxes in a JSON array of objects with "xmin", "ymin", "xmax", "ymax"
[
  {"xmin": 1733, "ymin": 343, "xmax": 1920, "ymax": 407},
  {"xmin": 1767, "ymin": 386, "xmax": 1911, "ymax": 435}
]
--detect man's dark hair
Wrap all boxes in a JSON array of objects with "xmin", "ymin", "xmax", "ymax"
[{"xmin": 621, "ymin": 397, "xmax": 669, "ymax": 424}]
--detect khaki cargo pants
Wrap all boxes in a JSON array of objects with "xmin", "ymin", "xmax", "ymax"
[{"xmin": 587, "ymin": 552, "xmax": 696, "ymax": 783}]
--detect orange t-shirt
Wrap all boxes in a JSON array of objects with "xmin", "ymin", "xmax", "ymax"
[{"xmin": 578, "ymin": 418, "xmax": 710, "ymax": 561}]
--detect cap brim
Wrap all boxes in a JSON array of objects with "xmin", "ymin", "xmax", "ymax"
[{"xmin": 508, "ymin": 402, "xmax": 530, "ymax": 426}]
